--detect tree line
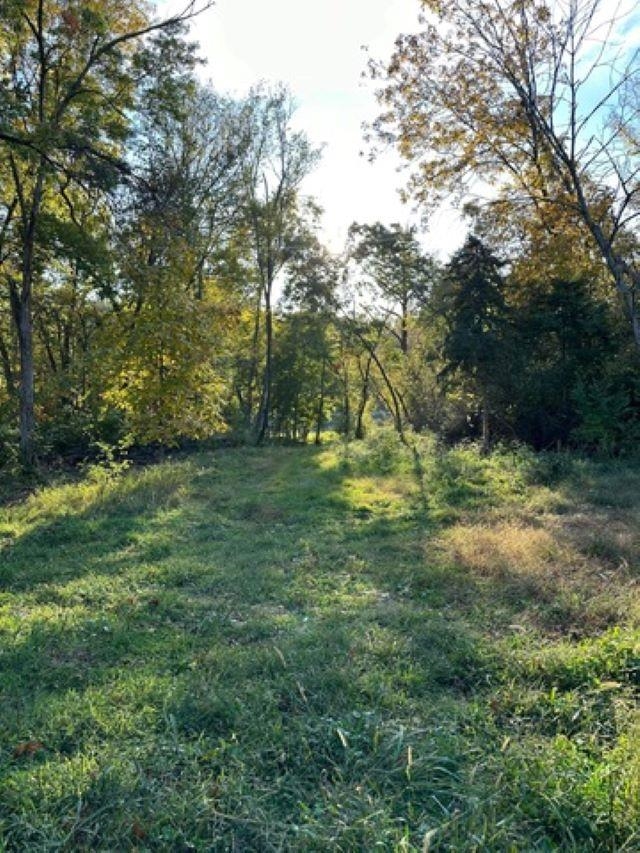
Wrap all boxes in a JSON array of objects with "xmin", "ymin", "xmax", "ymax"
[{"xmin": 1, "ymin": 0, "xmax": 639, "ymax": 471}]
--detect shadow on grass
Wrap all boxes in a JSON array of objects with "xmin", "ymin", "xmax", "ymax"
[
  {"xmin": 4, "ymin": 442, "xmax": 615, "ymax": 707},
  {"xmin": 1, "ymin": 445, "xmax": 489, "ymax": 738},
  {"xmin": 2, "ymin": 445, "xmax": 638, "ymax": 850}
]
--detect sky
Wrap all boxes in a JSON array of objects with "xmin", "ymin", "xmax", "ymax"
[
  {"xmin": 164, "ymin": 0, "xmax": 640, "ymax": 260},
  {"xmin": 170, "ymin": 0, "xmax": 465, "ymax": 257}
]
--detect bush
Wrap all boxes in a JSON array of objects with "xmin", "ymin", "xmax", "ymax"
[
  {"xmin": 511, "ymin": 445, "xmax": 577, "ymax": 487},
  {"xmin": 36, "ymin": 405, "xmax": 129, "ymax": 464},
  {"xmin": 341, "ymin": 427, "xmax": 411, "ymax": 474},
  {"xmin": 37, "ymin": 407, "xmax": 95, "ymax": 463}
]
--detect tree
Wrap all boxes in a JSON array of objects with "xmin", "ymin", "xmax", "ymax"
[
  {"xmin": 242, "ymin": 86, "xmax": 321, "ymax": 443},
  {"xmin": 0, "ymin": 0, "xmax": 213, "ymax": 466},
  {"xmin": 270, "ymin": 313, "xmax": 334, "ymax": 443},
  {"xmin": 372, "ymin": 0, "xmax": 640, "ymax": 349},
  {"xmin": 511, "ymin": 276, "xmax": 618, "ymax": 449},
  {"xmin": 437, "ymin": 236, "xmax": 511, "ymax": 451},
  {"xmin": 102, "ymin": 53, "xmax": 257, "ymax": 444},
  {"xmin": 345, "ymin": 223, "xmax": 442, "ymax": 433},
  {"xmin": 280, "ymin": 234, "xmax": 339, "ymax": 443},
  {"xmin": 339, "ymin": 316, "xmax": 408, "ymax": 439},
  {"xmin": 347, "ymin": 222, "xmax": 435, "ymax": 354},
  {"xmin": 458, "ymin": 197, "xmax": 630, "ymax": 448}
]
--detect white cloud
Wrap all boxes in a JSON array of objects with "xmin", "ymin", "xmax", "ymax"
[{"xmin": 159, "ymin": 0, "xmax": 466, "ymax": 258}]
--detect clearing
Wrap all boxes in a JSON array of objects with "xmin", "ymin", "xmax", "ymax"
[{"xmin": 0, "ymin": 437, "xmax": 639, "ymax": 850}]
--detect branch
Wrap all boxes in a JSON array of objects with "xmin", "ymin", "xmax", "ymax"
[{"xmin": 55, "ymin": 2, "xmax": 216, "ymax": 121}]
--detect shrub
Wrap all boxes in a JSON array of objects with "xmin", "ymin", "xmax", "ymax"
[{"xmin": 341, "ymin": 426, "xmax": 412, "ymax": 474}]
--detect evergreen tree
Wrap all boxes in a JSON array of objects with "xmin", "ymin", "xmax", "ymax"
[{"xmin": 438, "ymin": 236, "xmax": 511, "ymax": 451}]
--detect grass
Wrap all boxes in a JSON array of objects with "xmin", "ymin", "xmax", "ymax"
[{"xmin": 0, "ymin": 432, "xmax": 638, "ymax": 850}]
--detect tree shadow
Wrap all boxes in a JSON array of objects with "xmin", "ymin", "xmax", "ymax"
[
  {"xmin": 4, "ymin": 445, "xmax": 637, "ymax": 847},
  {"xmin": 1, "ymin": 444, "xmax": 489, "ymax": 732}
]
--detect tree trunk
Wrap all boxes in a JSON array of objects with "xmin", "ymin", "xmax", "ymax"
[
  {"xmin": 355, "ymin": 353, "xmax": 373, "ymax": 440},
  {"xmin": 343, "ymin": 360, "xmax": 351, "ymax": 438},
  {"xmin": 400, "ymin": 297, "xmax": 408, "ymax": 355},
  {"xmin": 245, "ymin": 286, "xmax": 262, "ymax": 429},
  {"xmin": 255, "ymin": 284, "xmax": 272, "ymax": 444},
  {"xmin": 481, "ymin": 391, "xmax": 490, "ymax": 455},
  {"xmin": 0, "ymin": 330, "xmax": 15, "ymax": 398},
  {"xmin": 37, "ymin": 315, "xmax": 57, "ymax": 374},
  {"xmin": 18, "ymin": 292, "xmax": 36, "ymax": 467},
  {"xmin": 314, "ymin": 358, "xmax": 326, "ymax": 445},
  {"xmin": 363, "ymin": 341, "xmax": 405, "ymax": 441},
  {"xmin": 0, "ymin": 200, "xmax": 18, "ymax": 399},
  {"xmin": 627, "ymin": 282, "xmax": 640, "ymax": 349},
  {"xmin": 565, "ymin": 168, "xmax": 640, "ymax": 351},
  {"xmin": 18, "ymin": 166, "xmax": 45, "ymax": 468}
]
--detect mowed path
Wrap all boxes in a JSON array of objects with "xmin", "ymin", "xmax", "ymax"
[{"xmin": 0, "ymin": 444, "xmax": 638, "ymax": 850}]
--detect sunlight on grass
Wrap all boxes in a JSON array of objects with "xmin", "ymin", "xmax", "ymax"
[
  {"xmin": 1, "ymin": 441, "xmax": 639, "ymax": 850},
  {"xmin": 441, "ymin": 521, "xmax": 565, "ymax": 575}
]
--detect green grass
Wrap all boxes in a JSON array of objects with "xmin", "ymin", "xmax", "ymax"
[{"xmin": 0, "ymin": 434, "xmax": 638, "ymax": 850}]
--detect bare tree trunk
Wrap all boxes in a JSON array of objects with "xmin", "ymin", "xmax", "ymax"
[
  {"xmin": 18, "ymin": 165, "xmax": 45, "ymax": 468},
  {"xmin": 255, "ymin": 283, "xmax": 273, "ymax": 444}
]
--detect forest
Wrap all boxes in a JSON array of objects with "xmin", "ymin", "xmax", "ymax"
[
  {"xmin": 1, "ymin": 0, "xmax": 639, "ymax": 473},
  {"xmin": 1, "ymin": 1, "xmax": 639, "ymax": 850}
]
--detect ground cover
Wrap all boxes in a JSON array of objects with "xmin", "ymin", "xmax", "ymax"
[{"xmin": 0, "ymin": 435, "xmax": 638, "ymax": 850}]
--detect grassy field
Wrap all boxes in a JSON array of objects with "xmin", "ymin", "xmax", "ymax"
[{"xmin": 0, "ymin": 434, "xmax": 639, "ymax": 851}]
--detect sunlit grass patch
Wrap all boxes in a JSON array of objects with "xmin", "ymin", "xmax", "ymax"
[{"xmin": 441, "ymin": 521, "xmax": 565, "ymax": 576}]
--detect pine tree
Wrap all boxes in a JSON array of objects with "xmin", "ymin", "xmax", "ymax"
[{"xmin": 438, "ymin": 236, "xmax": 510, "ymax": 451}]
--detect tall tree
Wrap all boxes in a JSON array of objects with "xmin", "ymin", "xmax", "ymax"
[
  {"xmin": 372, "ymin": 0, "xmax": 640, "ymax": 349},
  {"xmin": 102, "ymin": 50, "xmax": 254, "ymax": 444},
  {"xmin": 438, "ymin": 236, "xmax": 511, "ymax": 451},
  {"xmin": 512, "ymin": 276, "xmax": 617, "ymax": 449},
  {"xmin": 0, "ymin": 0, "xmax": 213, "ymax": 466},
  {"xmin": 279, "ymin": 232, "xmax": 339, "ymax": 443},
  {"xmin": 242, "ymin": 86, "xmax": 321, "ymax": 443},
  {"xmin": 347, "ymin": 222, "xmax": 435, "ymax": 354}
]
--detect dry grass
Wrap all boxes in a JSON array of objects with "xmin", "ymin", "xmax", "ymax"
[
  {"xmin": 441, "ymin": 521, "xmax": 566, "ymax": 577},
  {"xmin": 433, "ymin": 499, "xmax": 640, "ymax": 636}
]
